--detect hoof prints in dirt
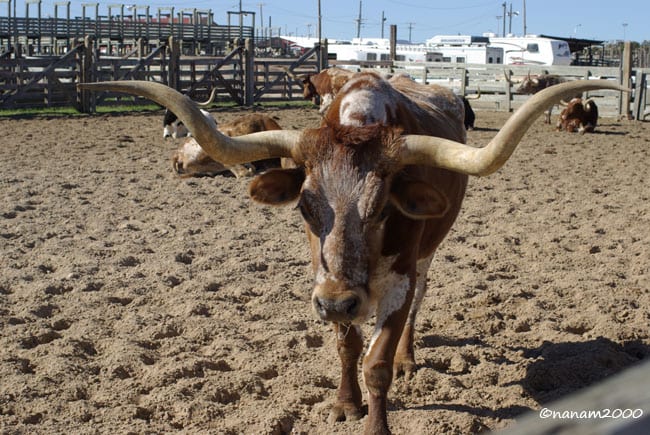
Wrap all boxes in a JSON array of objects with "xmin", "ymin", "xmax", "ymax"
[{"xmin": 0, "ymin": 110, "xmax": 648, "ymax": 434}]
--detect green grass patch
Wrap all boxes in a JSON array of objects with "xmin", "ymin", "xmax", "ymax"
[{"xmin": 0, "ymin": 99, "xmax": 315, "ymax": 118}]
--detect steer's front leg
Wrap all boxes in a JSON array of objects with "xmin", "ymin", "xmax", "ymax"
[
  {"xmin": 328, "ymin": 322, "xmax": 364, "ymax": 423},
  {"xmin": 362, "ymin": 285, "xmax": 413, "ymax": 435}
]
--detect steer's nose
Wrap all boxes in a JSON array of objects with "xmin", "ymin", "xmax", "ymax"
[{"xmin": 313, "ymin": 294, "xmax": 361, "ymax": 322}]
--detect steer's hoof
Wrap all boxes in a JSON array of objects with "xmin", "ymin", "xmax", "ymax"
[
  {"xmin": 393, "ymin": 355, "xmax": 416, "ymax": 380},
  {"xmin": 327, "ymin": 401, "xmax": 364, "ymax": 423}
]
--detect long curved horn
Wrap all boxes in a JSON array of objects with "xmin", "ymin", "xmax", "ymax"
[
  {"xmin": 400, "ymin": 80, "xmax": 630, "ymax": 176},
  {"xmin": 196, "ymin": 87, "xmax": 218, "ymax": 106},
  {"xmin": 281, "ymin": 66, "xmax": 302, "ymax": 82},
  {"xmin": 77, "ymin": 81, "xmax": 301, "ymax": 165},
  {"xmin": 503, "ymin": 69, "xmax": 514, "ymax": 84}
]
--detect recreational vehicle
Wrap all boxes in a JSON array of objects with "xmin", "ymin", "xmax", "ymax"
[
  {"xmin": 424, "ymin": 35, "xmax": 503, "ymax": 64},
  {"xmin": 487, "ymin": 34, "xmax": 572, "ymax": 66},
  {"xmin": 281, "ymin": 36, "xmax": 442, "ymax": 63}
]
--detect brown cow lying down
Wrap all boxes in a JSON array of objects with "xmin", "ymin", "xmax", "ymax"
[
  {"xmin": 556, "ymin": 97, "xmax": 599, "ymax": 134},
  {"xmin": 171, "ymin": 113, "xmax": 283, "ymax": 178}
]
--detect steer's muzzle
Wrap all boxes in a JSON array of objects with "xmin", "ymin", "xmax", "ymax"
[{"xmin": 311, "ymin": 280, "xmax": 369, "ymax": 323}]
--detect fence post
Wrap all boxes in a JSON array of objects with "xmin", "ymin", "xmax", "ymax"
[
  {"xmin": 137, "ymin": 38, "xmax": 145, "ymax": 58},
  {"xmin": 621, "ymin": 41, "xmax": 632, "ymax": 119},
  {"xmin": 633, "ymin": 71, "xmax": 646, "ymax": 120},
  {"xmin": 168, "ymin": 36, "xmax": 180, "ymax": 91},
  {"xmin": 319, "ymin": 40, "xmax": 327, "ymax": 71},
  {"xmin": 244, "ymin": 38, "xmax": 254, "ymax": 106},
  {"xmin": 504, "ymin": 69, "xmax": 512, "ymax": 112},
  {"xmin": 77, "ymin": 35, "xmax": 94, "ymax": 113}
]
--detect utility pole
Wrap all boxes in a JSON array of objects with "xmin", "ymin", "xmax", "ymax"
[
  {"xmin": 502, "ymin": 2, "xmax": 506, "ymax": 37},
  {"xmin": 523, "ymin": 0, "xmax": 527, "ymax": 35},
  {"xmin": 381, "ymin": 11, "xmax": 386, "ymax": 39},
  {"xmin": 407, "ymin": 22, "xmax": 415, "ymax": 43},
  {"xmin": 257, "ymin": 2, "xmax": 264, "ymax": 39},
  {"xmin": 355, "ymin": 0, "xmax": 362, "ymax": 39},
  {"xmin": 318, "ymin": 0, "xmax": 322, "ymax": 42},
  {"xmin": 318, "ymin": 0, "xmax": 323, "ymax": 70},
  {"xmin": 507, "ymin": 3, "xmax": 519, "ymax": 35},
  {"xmin": 239, "ymin": 0, "xmax": 243, "ymax": 38}
]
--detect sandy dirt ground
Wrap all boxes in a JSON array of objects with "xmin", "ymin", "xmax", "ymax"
[{"xmin": 1, "ymin": 105, "xmax": 649, "ymax": 435}]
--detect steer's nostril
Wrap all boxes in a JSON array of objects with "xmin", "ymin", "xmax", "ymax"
[
  {"xmin": 313, "ymin": 295, "xmax": 361, "ymax": 321},
  {"xmin": 341, "ymin": 296, "xmax": 359, "ymax": 317},
  {"xmin": 314, "ymin": 297, "xmax": 327, "ymax": 318}
]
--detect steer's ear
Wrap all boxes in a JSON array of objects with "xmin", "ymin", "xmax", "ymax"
[
  {"xmin": 389, "ymin": 175, "xmax": 449, "ymax": 219},
  {"xmin": 249, "ymin": 168, "xmax": 305, "ymax": 205}
]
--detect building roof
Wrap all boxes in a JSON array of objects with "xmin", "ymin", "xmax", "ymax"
[{"xmin": 540, "ymin": 34, "xmax": 605, "ymax": 52}]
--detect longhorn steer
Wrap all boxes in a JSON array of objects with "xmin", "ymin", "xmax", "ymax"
[
  {"xmin": 286, "ymin": 66, "xmax": 356, "ymax": 113},
  {"xmin": 506, "ymin": 72, "xmax": 570, "ymax": 124},
  {"xmin": 556, "ymin": 97, "xmax": 599, "ymax": 134},
  {"xmin": 78, "ymin": 77, "xmax": 628, "ymax": 435},
  {"xmin": 171, "ymin": 113, "xmax": 283, "ymax": 178}
]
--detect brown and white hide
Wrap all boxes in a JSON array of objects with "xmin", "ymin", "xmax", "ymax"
[
  {"xmin": 295, "ymin": 67, "xmax": 356, "ymax": 114},
  {"xmin": 171, "ymin": 114, "xmax": 283, "ymax": 178},
  {"xmin": 249, "ymin": 72, "xmax": 467, "ymax": 433},
  {"xmin": 556, "ymin": 97, "xmax": 599, "ymax": 134},
  {"xmin": 78, "ymin": 75, "xmax": 630, "ymax": 435}
]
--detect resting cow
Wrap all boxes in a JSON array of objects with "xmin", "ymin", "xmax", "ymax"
[
  {"xmin": 556, "ymin": 97, "xmax": 599, "ymax": 134},
  {"xmin": 171, "ymin": 113, "xmax": 283, "ymax": 178},
  {"xmin": 78, "ymin": 77, "xmax": 628, "ymax": 435}
]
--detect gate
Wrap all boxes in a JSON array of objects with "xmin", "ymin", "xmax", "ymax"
[{"xmin": 0, "ymin": 37, "xmax": 324, "ymax": 111}]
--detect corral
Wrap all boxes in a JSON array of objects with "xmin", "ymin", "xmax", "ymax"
[{"xmin": 0, "ymin": 106, "xmax": 648, "ymax": 433}]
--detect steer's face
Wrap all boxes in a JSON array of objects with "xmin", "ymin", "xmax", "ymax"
[{"xmin": 249, "ymin": 125, "xmax": 450, "ymax": 324}]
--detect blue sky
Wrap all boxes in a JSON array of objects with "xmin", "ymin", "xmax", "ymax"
[{"xmin": 21, "ymin": 1, "xmax": 648, "ymax": 44}]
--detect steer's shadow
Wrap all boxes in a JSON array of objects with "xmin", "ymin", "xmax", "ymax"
[
  {"xmin": 403, "ymin": 336, "xmax": 649, "ymax": 422},
  {"xmin": 507, "ymin": 337, "xmax": 649, "ymax": 404}
]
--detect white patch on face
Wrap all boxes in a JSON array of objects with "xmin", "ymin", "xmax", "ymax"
[
  {"xmin": 313, "ymin": 158, "xmax": 370, "ymax": 287},
  {"xmin": 366, "ymin": 255, "xmax": 410, "ymax": 355},
  {"xmin": 338, "ymin": 87, "xmax": 395, "ymax": 126}
]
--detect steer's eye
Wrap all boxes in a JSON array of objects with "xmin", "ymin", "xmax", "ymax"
[
  {"xmin": 297, "ymin": 199, "xmax": 312, "ymax": 222},
  {"xmin": 297, "ymin": 193, "xmax": 324, "ymax": 235},
  {"xmin": 297, "ymin": 196, "xmax": 316, "ymax": 223}
]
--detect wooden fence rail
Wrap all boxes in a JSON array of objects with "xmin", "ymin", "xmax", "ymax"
[{"xmin": 0, "ymin": 36, "xmax": 647, "ymax": 120}]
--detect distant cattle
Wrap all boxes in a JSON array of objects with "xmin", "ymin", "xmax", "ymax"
[
  {"xmin": 285, "ymin": 67, "xmax": 357, "ymax": 113},
  {"xmin": 461, "ymin": 89, "xmax": 480, "ymax": 130},
  {"xmin": 79, "ymin": 77, "xmax": 629, "ymax": 435},
  {"xmin": 506, "ymin": 72, "xmax": 575, "ymax": 124},
  {"xmin": 556, "ymin": 97, "xmax": 599, "ymax": 134}
]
